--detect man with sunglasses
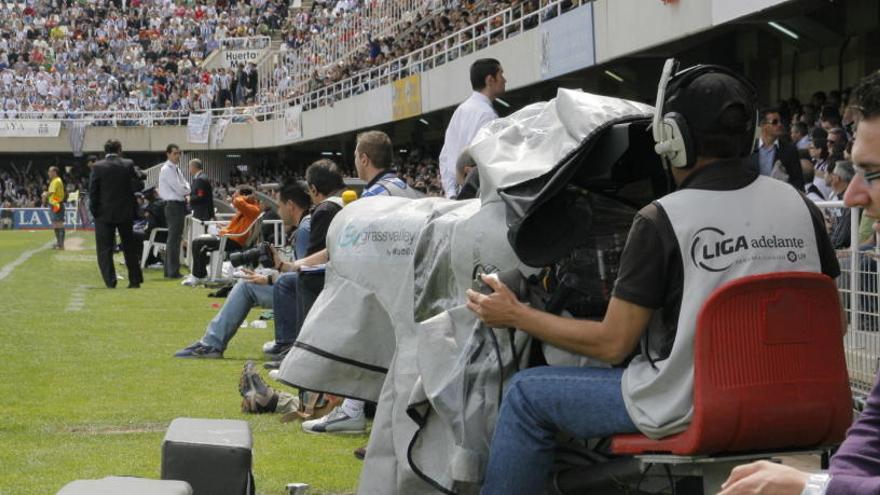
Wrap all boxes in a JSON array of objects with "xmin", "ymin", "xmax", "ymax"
[
  {"xmin": 747, "ymin": 108, "xmax": 805, "ymax": 190},
  {"xmin": 720, "ymin": 71, "xmax": 880, "ymax": 495}
]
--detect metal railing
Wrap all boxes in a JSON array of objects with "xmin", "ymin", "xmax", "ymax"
[
  {"xmin": 815, "ymin": 201, "xmax": 880, "ymax": 400},
  {"xmin": 281, "ymin": 0, "xmax": 426, "ymax": 83},
  {"xmin": 286, "ymin": 0, "xmax": 588, "ymax": 110},
  {"xmin": 220, "ymin": 36, "xmax": 271, "ymax": 51}
]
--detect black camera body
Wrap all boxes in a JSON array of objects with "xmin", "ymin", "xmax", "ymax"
[{"xmin": 229, "ymin": 241, "xmax": 274, "ymax": 268}]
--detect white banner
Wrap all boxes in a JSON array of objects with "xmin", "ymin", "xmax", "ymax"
[
  {"xmin": 283, "ymin": 105, "xmax": 303, "ymax": 141},
  {"xmin": 0, "ymin": 120, "xmax": 61, "ymax": 137},
  {"xmin": 212, "ymin": 118, "xmax": 232, "ymax": 146},
  {"xmin": 222, "ymin": 49, "xmax": 263, "ymax": 68},
  {"xmin": 187, "ymin": 112, "xmax": 212, "ymax": 144}
]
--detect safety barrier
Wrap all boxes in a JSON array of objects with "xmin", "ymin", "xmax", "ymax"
[{"xmin": 814, "ymin": 200, "xmax": 879, "ymax": 400}]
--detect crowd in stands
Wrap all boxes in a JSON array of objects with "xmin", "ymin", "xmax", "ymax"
[
  {"xmin": 0, "ymin": 0, "xmax": 287, "ymax": 123},
  {"xmin": 280, "ymin": 0, "xmax": 578, "ymax": 104},
  {"xmin": 0, "ymin": 0, "xmax": 583, "ymax": 122},
  {"xmin": 765, "ymin": 89, "xmax": 869, "ymax": 249}
]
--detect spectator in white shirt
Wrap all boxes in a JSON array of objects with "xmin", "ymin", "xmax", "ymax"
[
  {"xmin": 438, "ymin": 58, "xmax": 505, "ymax": 198},
  {"xmin": 157, "ymin": 143, "xmax": 190, "ymax": 279}
]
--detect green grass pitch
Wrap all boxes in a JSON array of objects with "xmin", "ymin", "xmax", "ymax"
[{"xmin": 0, "ymin": 231, "xmax": 364, "ymax": 494}]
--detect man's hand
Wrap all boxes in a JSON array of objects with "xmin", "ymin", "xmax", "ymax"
[
  {"xmin": 718, "ymin": 460, "xmax": 809, "ymax": 495},
  {"xmin": 239, "ymin": 268, "xmax": 268, "ymax": 285},
  {"xmin": 268, "ymin": 244, "xmax": 283, "ymax": 270},
  {"xmin": 465, "ymin": 274, "xmax": 524, "ymax": 328}
]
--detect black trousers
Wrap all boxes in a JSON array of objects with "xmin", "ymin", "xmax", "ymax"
[
  {"xmin": 191, "ymin": 236, "xmax": 242, "ymax": 278},
  {"xmin": 164, "ymin": 201, "xmax": 186, "ymax": 278},
  {"xmin": 95, "ymin": 221, "xmax": 143, "ymax": 288}
]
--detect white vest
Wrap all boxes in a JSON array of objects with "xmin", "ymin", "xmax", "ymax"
[{"xmin": 621, "ymin": 176, "xmax": 822, "ymax": 439}]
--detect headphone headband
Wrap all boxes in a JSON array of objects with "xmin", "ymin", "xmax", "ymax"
[{"xmin": 653, "ymin": 58, "xmax": 759, "ymax": 169}]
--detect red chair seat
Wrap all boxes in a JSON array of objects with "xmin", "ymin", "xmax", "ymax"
[{"xmin": 612, "ymin": 272, "xmax": 852, "ymax": 456}]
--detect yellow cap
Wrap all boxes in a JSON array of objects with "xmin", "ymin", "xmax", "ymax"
[{"xmin": 342, "ymin": 189, "xmax": 358, "ymax": 205}]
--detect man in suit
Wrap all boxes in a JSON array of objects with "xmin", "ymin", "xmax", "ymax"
[
  {"xmin": 188, "ymin": 158, "xmax": 214, "ymax": 221},
  {"xmin": 89, "ymin": 139, "xmax": 144, "ymax": 289},
  {"xmin": 747, "ymin": 107, "xmax": 805, "ymax": 190}
]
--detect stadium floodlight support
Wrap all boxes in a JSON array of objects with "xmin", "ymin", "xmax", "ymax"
[{"xmin": 767, "ymin": 21, "xmax": 799, "ymax": 40}]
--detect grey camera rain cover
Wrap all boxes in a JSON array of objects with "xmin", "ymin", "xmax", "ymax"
[{"xmin": 278, "ymin": 88, "xmax": 658, "ymax": 494}]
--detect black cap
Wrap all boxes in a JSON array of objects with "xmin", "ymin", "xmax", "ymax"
[{"xmin": 666, "ymin": 72, "xmax": 755, "ymax": 135}]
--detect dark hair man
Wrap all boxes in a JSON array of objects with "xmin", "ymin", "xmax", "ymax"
[
  {"xmin": 157, "ymin": 143, "xmax": 189, "ymax": 279},
  {"xmin": 43, "ymin": 166, "xmax": 65, "ymax": 249},
  {"xmin": 470, "ymin": 62, "xmax": 840, "ymax": 494},
  {"xmin": 747, "ymin": 107, "xmax": 805, "ymax": 190},
  {"xmin": 355, "ymin": 130, "xmax": 423, "ymax": 198},
  {"xmin": 720, "ymin": 70, "xmax": 880, "ymax": 495},
  {"xmin": 791, "ymin": 120, "xmax": 810, "ymax": 150},
  {"xmin": 438, "ymin": 58, "xmax": 505, "ymax": 198},
  {"xmin": 89, "ymin": 140, "xmax": 144, "ymax": 288},
  {"xmin": 188, "ymin": 158, "xmax": 214, "ymax": 221},
  {"xmin": 175, "ymin": 180, "xmax": 314, "ymax": 359}
]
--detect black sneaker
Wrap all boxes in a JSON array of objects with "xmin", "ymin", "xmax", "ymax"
[
  {"xmin": 263, "ymin": 360, "xmax": 281, "ymax": 370},
  {"xmin": 263, "ymin": 342, "xmax": 293, "ymax": 361},
  {"xmin": 239, "ymin": 361, "xmax": 279, "ymax": 413},
  {"xmin": 174, "ymin": 341, "xmax": 223, "ymax": 359}
]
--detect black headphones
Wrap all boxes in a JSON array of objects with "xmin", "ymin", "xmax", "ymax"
[{"xmin": 652, "ymin": 59, "xmax": 759, "ymax": 169}]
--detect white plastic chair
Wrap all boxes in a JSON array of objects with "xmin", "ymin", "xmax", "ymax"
[
  {"xmin": 140, "ymin": 227, "xmax": 169, "ymax": 268},
  {"xmin": 205, "ymin": 212, "xmax": 265, "ymax": 283}
]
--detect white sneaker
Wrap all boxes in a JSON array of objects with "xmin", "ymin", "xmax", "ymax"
[
  {"xmin": 262, "ymin": 341, "xmax": 276, "ymax": 353},
  {"xmin": 268, "ymin": 369, "xmax": 280, "ymax": 381},
  {"xmin": 301, "ymin": 405, "xmax": 366, "ymax": 434},
  {"xmin": 181, "ymin": 274, "xmax": 204, "ymax": 287}
]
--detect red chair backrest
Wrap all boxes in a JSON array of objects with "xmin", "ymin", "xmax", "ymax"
[{"xmin": 686, "ymin": 271, "xmax": 852, "ymax": 453}]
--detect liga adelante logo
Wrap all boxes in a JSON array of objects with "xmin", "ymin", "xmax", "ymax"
[{"xmin": 690, "ymin": 227, "xmax": 806, "ymax": 272}]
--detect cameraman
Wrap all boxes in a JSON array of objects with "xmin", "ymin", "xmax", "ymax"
[
  {"xmin": 174, "ymin": 181, "xmax": 312, "ymax": 359},
  {"xmin": 467, "ymin": 63, "xmax": 842, "ymax": 494},
  {"xmin": 183, "ymin": 185, "xmax": 261, "ymax": 286}
]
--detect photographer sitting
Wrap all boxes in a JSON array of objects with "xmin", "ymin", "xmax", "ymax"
[
  {"xmin": 174, "ymin": 181, "xmax": 312, "ymax": 359},
  {"xmin": 182, "ymin": 185, "xmax": 261, "ymax": 286},
  {"xmin": 467, "ymin": 62, "xmax": 841, "ymax": 494}
]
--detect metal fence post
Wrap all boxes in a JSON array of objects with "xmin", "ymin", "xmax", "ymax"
[{"xmin": 851, "ymin": 206, "xmax": 861, "ymax": 332}]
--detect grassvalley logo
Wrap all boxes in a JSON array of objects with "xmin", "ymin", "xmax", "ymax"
[
  {"xmin": 337, "ymin": 224, "xmax": 417, "ymax": 256},
  {"xmin": 690, "ymin": 227, "xmax": 806, "ymax": 272}
]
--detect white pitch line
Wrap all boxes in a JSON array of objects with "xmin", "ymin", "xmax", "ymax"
[
  {"xmin": 66, "ymin": 285, "xmax": 88, "ymax": 312},
  {"xmin": 0, "ymin": 241, "xmax": 55, "ymax": 282}
]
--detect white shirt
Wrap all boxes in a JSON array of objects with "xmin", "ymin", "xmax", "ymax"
[
  {"xmin": 157, "ymin": 160, "xmax": 190, "ymax": 201},
  {"xmin": 438, "ymin": 91, "xmax": 497, "ymax": 198}
]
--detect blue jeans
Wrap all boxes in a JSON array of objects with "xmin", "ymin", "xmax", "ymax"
[
  {"xmin": 481, "ymin": 366, "xmax": 638, "ymax": 495},
  {"xmin": 272, "ymin": 271, "xmax": 325, "ymax": 344},
  {"xmin": 202, "ymin": 279, "xmax": 274, "ymax": 350}
]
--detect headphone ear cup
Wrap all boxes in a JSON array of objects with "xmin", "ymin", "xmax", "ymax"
[{"xmin": 660, "ymin": 112, "xmax": 695, "ymax": 168}]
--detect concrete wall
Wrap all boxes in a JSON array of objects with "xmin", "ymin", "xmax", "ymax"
[{"xmin": 592, "ymin": 0, "xmax": 791, "ymax": 63}]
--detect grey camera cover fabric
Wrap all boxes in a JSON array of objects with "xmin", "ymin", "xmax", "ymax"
[{"xmin": 277, "ymin": 88, "xmax": 655, "ymax": 494}]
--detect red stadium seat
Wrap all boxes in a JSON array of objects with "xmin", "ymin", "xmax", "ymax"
[{"xmin": 611, "ymin": 272, "xmax": 852, "ymax": 456}]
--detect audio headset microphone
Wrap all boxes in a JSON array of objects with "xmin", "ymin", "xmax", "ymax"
[{"xmin": 652, "ymin": 58, "xmax": 760, "ymax": 171}]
